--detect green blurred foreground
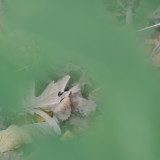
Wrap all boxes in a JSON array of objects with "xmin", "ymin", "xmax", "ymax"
[{"xmin": 0, "ymin": 0, "xmax": 160, "ymax": 159}]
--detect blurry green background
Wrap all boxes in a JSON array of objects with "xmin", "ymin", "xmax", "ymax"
[{"xmin": 0, "ymin": 0, "xmax": 160, "ymax": 159}]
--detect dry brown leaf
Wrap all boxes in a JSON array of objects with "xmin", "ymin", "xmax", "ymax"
[
  {"xmin": 53, "ymin": 97, "xmax": 71, "ymax": 121},
  {"xmin": 71, "ymin": 95, "xmax": 96, "ymax": 117}
]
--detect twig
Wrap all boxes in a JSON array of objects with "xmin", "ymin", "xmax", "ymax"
[
  {"xmin": 150, "ymin": 41, "xmax": 160, "ymax": 59},
  {"xmin": 126, "ymin": 7, "xmax": 132, "ymax": 25},
  {"xmin": 116, "ymin": 0, "xmax": 126, "ymax": 10},
  {"xmin": 137, "ymin": 23, "xmax": 160, "ymax": 32}
]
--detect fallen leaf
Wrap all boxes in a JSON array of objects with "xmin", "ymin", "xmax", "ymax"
[
  {"xmin": 24, "ymin": 75, "xmax": 70, "ymax": 111},
  {"xmin": 71, "ymin": 96, "xmax": 96, "ymax": 117},
  {"xmin": 53, "ymin": 97, "xmax": 71, "ymax": 121}
]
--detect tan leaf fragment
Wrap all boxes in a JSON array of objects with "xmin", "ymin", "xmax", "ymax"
[
  {"xmin": 61, "ymin": 130, "xmax": 73, "ymax": 140},
  {"xmin": 71, "ymin": 96, "xmax": 96, "ymax": 117},
  {"xmin": 0, "ymin": 125, "xmax": 31, "ymax": 153},
  {"xmin": 53, "ymin": 97, "xmax": 71, "ymax": 121}
]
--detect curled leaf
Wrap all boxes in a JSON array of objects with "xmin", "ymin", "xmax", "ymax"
[{"xmin": 33, "ymin": 109, "xmax": 61, "ymax": 135}]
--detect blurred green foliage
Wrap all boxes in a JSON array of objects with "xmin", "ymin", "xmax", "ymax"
[
  {"xmin": 105, "ymin": 0, "xmax": 160, "ymax": 29},
  {"xmin": 0, "ymin": 0, "xmax": 160, "ymax": 159}
]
